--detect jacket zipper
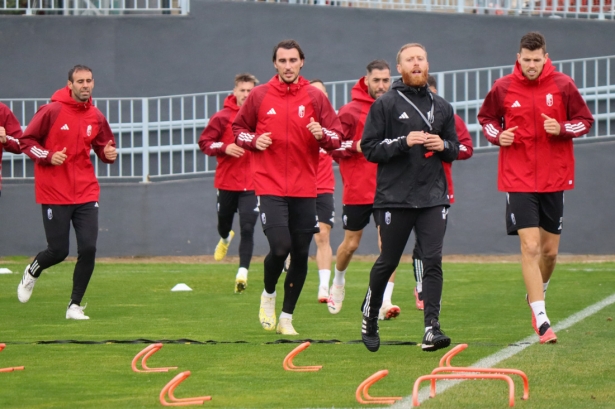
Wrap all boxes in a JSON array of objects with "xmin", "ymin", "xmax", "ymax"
[
  {"xmin": 285, "ymin": 86, "xmax": 289, "ymax": 196},
  {"xmin": 532, "ymin": 86, "xmax": 538, "ymax": 192}
]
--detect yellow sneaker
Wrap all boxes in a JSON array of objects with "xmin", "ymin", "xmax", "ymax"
[
  {"xmin": 214, "ymin": 230, "xmax": 234, "ymax": 261},
  {"xmin": 276, "ymin": 317, "xmax": 298, "ymax": 335},
  {"xmin": 235, "ymin": 270, "xmax": 247, "ymax": 294},
  {"xmin": 259, "ymin": 293, "xmax": 276, "ymax": 331}
]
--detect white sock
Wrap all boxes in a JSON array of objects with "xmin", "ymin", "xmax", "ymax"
[
  {"xmin": 543, "ymin": 281, "xmax": 550, "ymax": 297},
  {"xmin": 318, "ymin": 269, "xmax": 331, "ymax": 288},
  {"xmin": 333, "ymin": 266, "xmax": 346, "ymax": 286},
  {"xmin": 383, "ymin": 282, "xmax": 394, "ymax": 303},
  {"xmin": 222, "ymin": 233, "xmax": 232, "ymax": 244},
  {"xmin": 416, "ymin": 282, "xmax": 423, "ymax": 293},
  {"xmin": 530, "ymin": 300, "xmax": 549, "ymax": 328},
  {"xmin": 280, "ymin": 312, "xmax": 292, "ymax": 320},
  {"xmin": 263, "ymin": 289, "xmax": 276, "ymax": 297},
  {"xmin": 237, "ymin": 267, "xmax": 248, "ymax": 279}
]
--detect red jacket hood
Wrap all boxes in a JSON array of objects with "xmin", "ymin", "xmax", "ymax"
[
  {"xmin": 267, "ymin": 75, "xmax": 311, "ymax": 96},
  {"xmin": 351, "ymin": 77, "xmax": 376, "ymax": 104},
  {"xmin": 51, "ymin": 86, "xmax": 93, "ymax": 110},
  {"xmin": 223, "ymin": 94, "xmax": 240, "ymax": 112},
  {"xmin": 512, "ymin": 58, "xmax": 555, "ymax": 85}
]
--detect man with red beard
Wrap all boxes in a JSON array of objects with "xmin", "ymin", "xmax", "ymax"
[
  {"xmin": 233, "ymin": 40, "xmax": 342, "ymax": 335},
  {"xmin": 326, "ymin": 60, "xmax": 400, "ymax": 320},
  {"xmin": 199, "ymin": 73, "xmax": 259, "ymax": 294},
  {"xmin": 359, "ymin": 44, "xmax": 459, "ymax": 353}
]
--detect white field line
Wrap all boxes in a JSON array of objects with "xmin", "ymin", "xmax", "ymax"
[{"xmin": 389, "ymin": 292, "xmax": 615, "ymax": 409}]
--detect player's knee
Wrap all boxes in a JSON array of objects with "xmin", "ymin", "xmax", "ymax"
[
  {"xmin": 521, "ymin": 240, "xmax": 541, "ymax": 258},
  {"xmin": 78, "ymin": 243, "xmax": 97, "ymax": 260},
  {"xmin": 240, "ymin": 222, "xmax": 255, "ymax": 237}
]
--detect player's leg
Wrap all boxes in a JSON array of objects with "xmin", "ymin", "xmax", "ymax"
[
  {"xmin": 214, "ymin": 190, "xmax": 238, "ymax": 261},
  {"xmin": 234, "ymin": 191, "xmax": 258, "ymax": 293},
  {"xmin": 378, "ymin": 225, "xmax": 400, "ymax": 320},
  {"xmin": 314, "ymin": 193, "xmax": 334, "ymax": 302}
]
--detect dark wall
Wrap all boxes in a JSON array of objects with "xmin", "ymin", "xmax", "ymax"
[
  {"xmin": 2, "ymin": 1, "xmax": 615, "ymax": 99},
  {"xmin": 2, "ymin": 138, "xmax": 614, "ymax": 257}
]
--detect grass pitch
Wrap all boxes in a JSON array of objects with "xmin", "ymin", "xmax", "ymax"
[{"xmin": 0, "ymin": 258, "xmax": 614, "ymax": 408}]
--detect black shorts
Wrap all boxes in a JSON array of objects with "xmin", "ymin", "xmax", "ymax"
[
  {"xmin": 217, "ymin": 189, "xmax": 258, "ymax": 216},
  {"xmin": 342, "ymin": 204, "xmax": 375, "ymax": 231},
  {"xmin": 316, "ymin": 193, "xmax": 335, "ymax": 228},
  {"xmin": 506, "ymin": 192, "xmax": 564, "ymax": 235},
  {"xmin": 258, "ymin": 195, "xmax": 319, "ymax": 234}
]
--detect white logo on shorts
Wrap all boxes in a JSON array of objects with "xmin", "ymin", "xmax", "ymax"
[
  {"xmin": 315, "ymin": 215, "xmax": 319, "ymax": 228},
  {"xmin": 343, "ymin": 215, "xmax": 347, "ymax": 226},
  {"xmin": 558, "ymin": 217, "xmax": 563, "ymax": 230},
  {"xmin": 441, "ymin": 207, "xmax": 448, "ymax": 220},
  {"xmin": 261, "ymin": 213, "xmax": 266, "ymax": 225},
  {"xmin": 511, "ymin": 213, "xmax": 516, "ymax": 225},
  {"xmin": 47, "ymin": 208, "xmax": 53, "ymax": 220},
  {"xmin": 385, "ymin": 211, "xmax": 391, "ymax": 225}
]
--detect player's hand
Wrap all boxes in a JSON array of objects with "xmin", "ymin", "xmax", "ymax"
[
  {"xmin": 424, "ymin": 133, "xmax": 444, "ymax": 151},
  {"xmin": 225, "ymin": 143, "xmax": 245, "ymax": 158},
  {"xmin": 51, "ymin": 147, "xmax": 67, "ymax": 165},
  {"xmin": 541, "ymin": 114, "xmax": 561, "ymax": 136},
  {"xmin": 104, "ymin": 140, "xmax": 117, "ymax": 161},
  {"xmin": 0, "ymin": 126, "xmax": 6, "ymax": 144},
  {"xmin": 255, "ymin": 132, "xmax": 272, "ymax": 151},
  {"xmin": 356, "ymin": 139, "xmax": 362, "ymax": 153},
  {"xmin": 307, "ymin": 117, "xmax": 323, "ymax": 140},
  {"xmin": 498, "ymin": 126, "xmax": 518, "ymax": 147},
  {"xmin": 406, "ymin": 131, "xmax": 427, "ymax": 147}
]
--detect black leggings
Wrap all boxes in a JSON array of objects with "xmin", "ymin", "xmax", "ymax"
[
  {"xmin": 217, "ymin": 190, "xmax": 258, "ymax": 269},
  {"xmin": 30, "ymin": 202, "xmax": 99, "ymax": 304},
  {"xmin": 361, "ymin": 206, "xmax": 448, "ymax": 327},
  {"xmin": 263, "ymin": 226, "xmax": 313, "ymax": 314}
]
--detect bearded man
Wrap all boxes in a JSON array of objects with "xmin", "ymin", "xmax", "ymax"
[{"xmin": 358, "ymin": 43, "xmax": 459, "ymax": 353}]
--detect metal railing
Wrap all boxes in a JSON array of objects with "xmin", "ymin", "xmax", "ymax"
[
  {"xmin": 234, "ymin": 0, "xmax": 615, "ymax": 20},
  {"xmin": 0, "ymin": 0, "xmax": 190, "ymax": 15},
  {"xmin": 2, "ymin": 55, "xmax": 614, "ymax": 182}
]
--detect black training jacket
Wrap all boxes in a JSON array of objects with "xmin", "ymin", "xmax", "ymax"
[{"xmin": 361, "ymin": 79, "xmax": 459, "ymax": 209}]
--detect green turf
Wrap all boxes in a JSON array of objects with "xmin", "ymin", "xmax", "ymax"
[{"xmin": 0, "ymin": 260, "xmax": 613, "ymax": 408}]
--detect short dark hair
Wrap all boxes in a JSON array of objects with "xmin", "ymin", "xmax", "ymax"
[
  {"xmin": 427, "ymin": 75, "xmax": 437, "ymax": 89},
  {"xmin": 234, "ymin": 73, "xmax": 259, "ymax": 87},
  {"xmin": 366, "ymin": 60, "xmax": 390, "ymax": 74},
  {"xmin": 519, "ymin": 32, "xmax": 547, "ymax": 53},
  {"xmin": 309, "ymin": 79, "xmax": 324, "ymax": 85},
  {"xmin": 68, "ymin": 65, "xmax": 93, "ymax": 82},
  {"xmin": 272, "ymin": 40, "xmax": 305, "ymax": 62}
]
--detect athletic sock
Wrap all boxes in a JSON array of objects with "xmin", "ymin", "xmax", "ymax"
[
  {"xmin": 262, "ymin": 289, "xmax": 276, "ymax": 298},
  {"xmin": 543, "ymin": 280, "xmax": 550, "ymax": 297},
  {"xmin": 530, "ymin": 300, "xmax": 549, "ymax": 328},
  {"xmin": 222, "ymin": 233, "xmax": 232, "ymax": 244},
  {"xmin": 333, "ymin": 266, "xmax": 346, "ymax": 286},
  {"xmin": 318, "ymin": 269, "xmax": 331, "ymax": 288},
  {"xmin": 416, "ymin": 282, "xmax": 423, "ymax": 294},
  {"xmin": 280, "ymin": 312, "xmax": 292, "ymax": 320},
  {"xmin": 383, "ymin": 282, "xmax": 394, "ymax": 303},
  {"xmin": 237, "ymin": 267, "xmax": 248, "ymax": 279}
]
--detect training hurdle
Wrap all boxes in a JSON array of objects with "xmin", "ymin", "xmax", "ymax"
[
  {"xmin": 131, "ymin": 343, "xmax": 178, "ymax": 373},
  {"xmin": 0, "ymin": 344, "xmax": 25, "ymax": 373},
  {"xmin": 283, "ymin": 342, "xmax": 322, "ymax": 372},
  {"xmin": 356, "ymin": 370, "xmax": 402, "ymax": 405},
  {"xmin": 159, "ymin": 371, "xmax": 211, "ymax": 406}
]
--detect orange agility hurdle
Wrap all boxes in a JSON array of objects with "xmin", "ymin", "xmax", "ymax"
[
  {"xmin": 413, "ymin": 373, "xmax": 516, "ymax": 407},
  {"xmin": 132, "ymin": 343, "xmax": 178, "ymax": 373},
  {"xmin": 355, "ymin": 370, "xmax": 402, "ymax": 405},
  {"xmin": 283, "ymin": 342, "xmax": 322, "ymax": 372},
  {"xmin": 159, "ymin": 371, "xmax": 211, "ymax": 406},
  {"xmin": 438, "ymin": 343, "xmax": 468, "ymax": 367},
  {"xmin": 0, "ymin": 344, "xmax": 25, "ymax": 373}
]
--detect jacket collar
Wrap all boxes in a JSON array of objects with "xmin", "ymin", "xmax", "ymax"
[
  {"xmin": 223, "ymin": 94, "xmax": 240, "ymax": 112},
  {"xmin": 51, "ymin": 86, "xmax": 92, "ymax": 110},
  {"xmin": 351, "ymin": 77, "xmax": 376, "ymax": 104},
  {"xmin": 267, "ymin": 75, "xmax": 310, "ymax": 96},
  {"xmin": 391, "ymin": 78, "xmax": 429, "ymax": 96},
  {"xmin": 512, "ymin": 58, "xmax": 555, "ymax": 85}
]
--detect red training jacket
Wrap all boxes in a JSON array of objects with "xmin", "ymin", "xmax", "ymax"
[
  {"xmin": 334, "ymin": 77, "xmax": 377, "ymax": 205},
  {"xmin": 20, "ymin": 87, "xmax": 116, "ymax": 204},
  {"xmin": 443, "ymin": 114, "xmax": 474, "ymax": 204},
  {"xmin": 317, "ymin": 148, "xmax": 334, "ymax": 194},
  {"xmin": 478, "ymin": 59, "xmax": 593, "ymax": 192},
  {"xmin": 198, "ymin": 95, "xmax": 254, "ymax": 191},
  {"xmin": 233, "ymin": 75, "xmax": 342, "ymax": 197},
  {"xmin": 0, "ymin": 102, "xmax": 23, "ymax": 191}
]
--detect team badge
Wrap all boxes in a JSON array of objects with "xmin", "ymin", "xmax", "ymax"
[
  {"xmin": 385, "ymin": 211, "xmax": 391, "ymax": 225},
  {"xmin": 47, "ymin": 208, "xmax": 53, "ymax": 220},
  {"xmin": 343, "ymin": 215, "xmax": 347, "ymax": 226},
  {"xmin": 87, "ymin": 125, "xmax": 92, "ymax": 137},
  {"xmin": 298, "ymin": 105, "xmax": 305, "ymax": 118},
  {"xmin": 261, "ymin": 213, "xmax": 266, "ymax": 225},
  {"xmin": 546, "ymin": 93, "xmax": 553, "ymax": 107}
]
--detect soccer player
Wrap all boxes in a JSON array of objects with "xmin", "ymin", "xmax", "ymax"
[
  {"xmin": 199, "ymin": 73, "xmax": 260, "ymax": 294},
  {"xmin": 412, "ymin": 75, "xmax": 474, "ymax": 310},
  {"xmin": 478, "ymin": 32, "xmax": 593, "ymax": 344},
  {"xmin": 328, "ymin": 60, "xmax": 398, "ymax": 320},
  {"xmin": 359, "ymin": 44, "xmax": 459, "ymax": 353},
  {"xmin": 233, "ymin": 40, "xmax": 342, "ymax": 335},
  {"xmin": 308, "ymin": 79, "xmax": 336, "ymax": 303},
  {"xmin": 17, "ymin": 65, "xmax": 117, "ymax": 320},
  {"xmin": 0, "ymin": 102, "xmax": 23, "ymax": 197}
]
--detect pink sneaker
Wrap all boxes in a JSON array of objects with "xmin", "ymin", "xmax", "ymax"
[{"xmin": 414, "ymin": 288, "xmax": 424, "ymax": 310}]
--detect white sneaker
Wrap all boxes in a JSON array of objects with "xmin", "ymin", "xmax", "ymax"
[
  {"xmin": 17, "ymin": 264, "xmax": 38, "ymax": 303},
  {"xmin": 318, "ymin": 285, "xmax": 329, "ymax": 303},
  {"xmin": 327, "ymin": 284, "xmax": 345, "ymax": 314},
  {"xmin": 235, "ymin": 270, "xmax": 248, "ymax": 294},
  {"xmin": 66, "ymin": 304, "xmax": 90, "ymax": 320},
  {"xmin": 259, "ymin": 293, "xmax": 276, "ymax": 331},
  {"xmin": 378, "ymin": 301, "xmax": 401, "ymax": 320},
  {"xmin": 276, "ymin": 317, "xmax": 298, "ymax": 335}
]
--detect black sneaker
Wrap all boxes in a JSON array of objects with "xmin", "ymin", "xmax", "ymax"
[
  {"xmin": 361, "ymin": 315, "xmax": 380, "ymax": 352},
  {"xmin": 422, "ymin": 319, "xmax": 451, "ymax": 352}
]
